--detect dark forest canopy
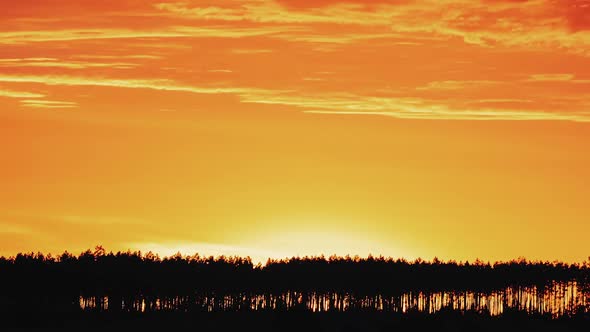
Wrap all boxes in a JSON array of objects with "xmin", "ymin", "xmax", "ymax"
[
  {"xmin": 1, "ymin": 246, "xmax": 589, "ymax": 296},
  {"xmin": 5, "ymin": 245, "xmax": 590, "ymax": 267}
]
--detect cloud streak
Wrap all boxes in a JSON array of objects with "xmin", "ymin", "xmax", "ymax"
[
  {"xmin": 20, "ymin": 100, "xmax": 78, "ymax": 109},
  {"xmin": 526, "ymin": 74, "xmax": 590, "ymax": 83},
  {"xmin": 417, "ymin": 80, "xmax": 501, "ymax": 91},
  {"xmin": 0, "ymin": 89, "xmax": 45, "ymax": 99},
  {"xmin": 153, "ymin": 0, "xmax": 590, "ymax": 53},
  {"xmin": 0, "ymin": 26, "xmax": 305, "ymax": 45},
  {"xmin": 0, "ymin": 0, "xmax": 588, "ymax": 122},
  {"xmin": 0, "ymin": 74, "xmax": 273, "ymax": 96},
  {"xmin": 241, "ymin": 91, "xmax": 590, "ymax": 122},
  {"xmin": 1, "ymin": 73, "xmax": 587, "ymax": 121},
  {"xmin": 0, "ymin": 57, "xmax": 138, "ymax": 69}
]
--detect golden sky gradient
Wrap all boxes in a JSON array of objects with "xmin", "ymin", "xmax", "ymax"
[{"xmin": 1, "ymin": 0, "xmax": 590, "ymax": 263}]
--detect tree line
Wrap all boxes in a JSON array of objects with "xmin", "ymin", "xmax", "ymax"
[{"xmin": 1, "ymin": 246, "xmax": 589, "ymax": 298}]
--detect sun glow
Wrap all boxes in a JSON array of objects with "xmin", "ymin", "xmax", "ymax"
[
  {"xmin": 129, "ymin": 227, "xmax": 406, "ymax": 264},
  {"xmin": 127, "ymin": 242, "xmax": 288, "ymax": 265},
  {"xmin": 234, "ymin": 222, "xmax": 409, "ymax": 262}
]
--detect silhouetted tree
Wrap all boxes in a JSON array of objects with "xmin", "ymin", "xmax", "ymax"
[{"xmin": 0, "ymin": 246, "xmax": 588, "ymax": 318}]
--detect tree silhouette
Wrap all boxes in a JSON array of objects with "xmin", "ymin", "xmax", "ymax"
[{"xmin": 0, "ymin": 246, "xmax": 588, "ymax": 320}]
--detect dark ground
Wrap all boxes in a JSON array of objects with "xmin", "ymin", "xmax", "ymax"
[{"xmin": 2, "ymin": 311, "xmax": 589, "ymax": 331}]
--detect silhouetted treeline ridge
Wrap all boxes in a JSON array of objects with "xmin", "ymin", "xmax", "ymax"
[{"xmin": 1, "ymin": 246, "xmax": 589, "ymax": 297}]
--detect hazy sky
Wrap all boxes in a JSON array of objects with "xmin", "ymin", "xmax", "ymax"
[{"xmin": 1, "ymin": 0, "xmax": 590, "ymax": 263}]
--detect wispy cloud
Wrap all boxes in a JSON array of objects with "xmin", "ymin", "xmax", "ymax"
[
  {"xmin": 0, "ymin": 26, "xmax": 305, "ymax": 44},
  {"xmin": 71, "ymin": 54, "xmax": 163, "ymax": 60},
  {"xmin": 240, "ymin": 91, "xmax": 590, "ymax": 122},
  {"xmin": 304, "ymin": 109, "xmax": 588, "ymax": 122},
  {"xmin": 3, "ymin": 1, "xmax": 588, "ymax": 54},
  {"xmin": 20, "ymin": 100, "xmax": 78, "ymax": 109},
  {"xmin": 526, "ymin": 73, "xmax": 590, "ymax": 83},
  {"xmin": 527, "ymin": 74, "xmax": 576, "ymax": 82},
  {"xmin": 274, "ymin": 32, "xmax": 402, "ymax": 44},
  {"xmin": 0, "ymin": 57, "xmax": 57, "ymax": 62},
  {"xmin": 151, "ymin": 0, "xmax": 590, "ymax": 53},
  {"xmin": 416, "ymin": 80, "xmax": 501, "ymax": 91},
  {"xmin": 154, "ymin": 2, "xmax": 395, "ymax": 26},
  {"xmin": 0, "ymin": 74, "xmax": 274, "ymax": 95},
  {"xmin": 470, "ymin": 99, "xmax": 533, "ymax": 104},
  {"xmin": 0, "ymin": 57, "xmax": 138, "ymax": 69},
  {"xmin": 0, "ymin": 29, "xmax": 186, "ymax": 44},
  {"xmin": 0, "ymin": 88, "xmax": 45, "ymax": 99},
  {"xmin": 1, "ymin": 74, "xmax": 586, "ymax": 121}
]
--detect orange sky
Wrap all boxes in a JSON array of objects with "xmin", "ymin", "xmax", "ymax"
[{"xmin": 1, "ymin": 0, "xmax": 590, "ymax": 263}]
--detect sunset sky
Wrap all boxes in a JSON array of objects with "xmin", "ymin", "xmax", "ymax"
[{"xmin": 1, "ymin": 0, "xmax": 589, "ymax": 263}]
